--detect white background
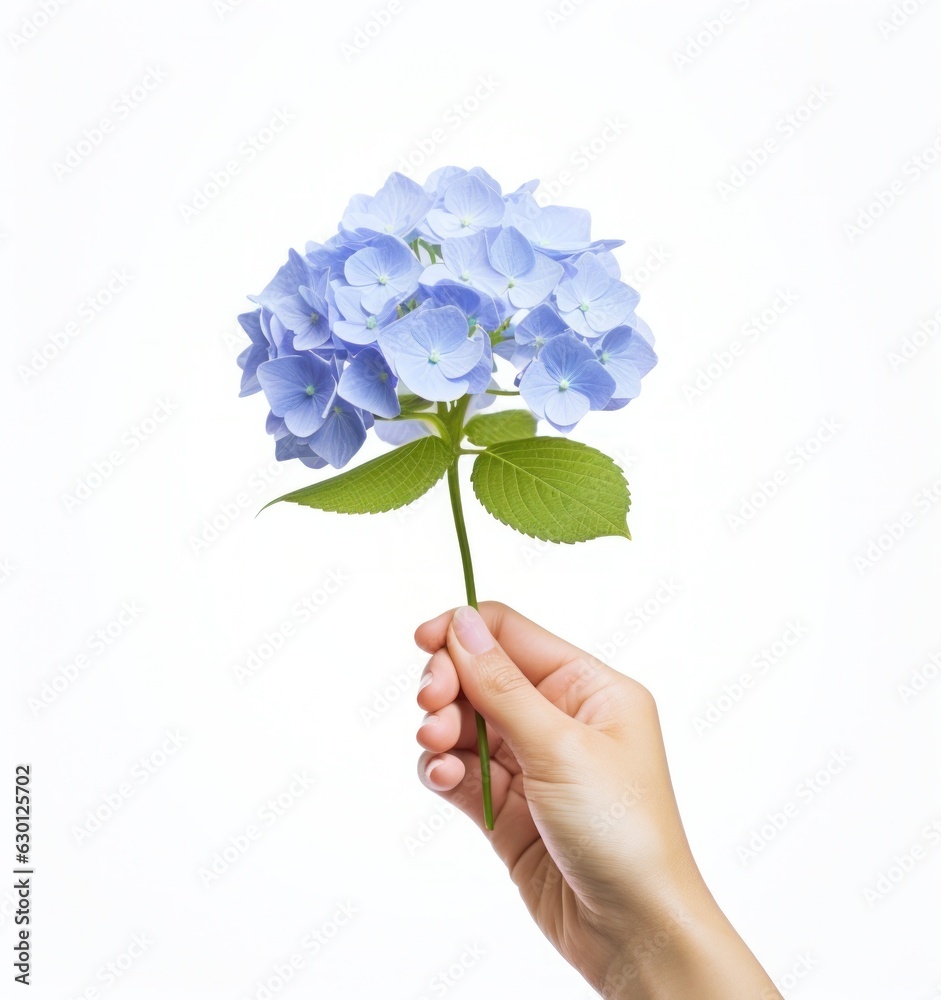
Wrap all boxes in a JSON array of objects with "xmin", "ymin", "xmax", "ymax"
[{"xmin": 3, "ymin": 0, "xmax": 941, "ymax": 997}]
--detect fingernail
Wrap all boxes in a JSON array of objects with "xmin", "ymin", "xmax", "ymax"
[
  {"xmin": 421, "ymin": 713, "xmax": 438, "ymax": 727},
  {"xmin": 424, "ymin": 759, "xmax": 445, "ymax": 785},
  {"xmin": 452, "ymin": 606, "xmax": 495, "ymax": 655},
  {"xmin": 419, "ymin": 671, "xmax": 434, "ymax": 691}
]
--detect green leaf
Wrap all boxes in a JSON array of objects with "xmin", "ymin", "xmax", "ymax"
[
  {"xmin": 397, "ymin": 393, "xmax": 435, "ymax": 414},
  {"xmin": 262, "ymin": 436, "xmax": 453, "ymax": 515},
  {"xmin": 465, "ymin": 410, "xmax": 537, "ymax": 447},
  {"xmin": 470, "ymin": 437, "xmax": 631, "ymax": 543}
]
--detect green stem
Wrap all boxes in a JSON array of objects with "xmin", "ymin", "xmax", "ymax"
[
  {"xmin": 485, "ymin": 388, "xmax": 520, "ymax": 396},
  {"xmin": 443, "ymin": 401, "xmax": 495, "ymax": 831}
]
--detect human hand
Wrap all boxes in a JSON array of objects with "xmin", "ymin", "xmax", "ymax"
[{"xmin": 414, "ymin": 602, "xmax": 782, "ymax": 1000}]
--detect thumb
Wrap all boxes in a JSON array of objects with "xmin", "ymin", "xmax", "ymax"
[{"xmin": 447, "ymin": 605, "xmax": 569, "ymax": 761}]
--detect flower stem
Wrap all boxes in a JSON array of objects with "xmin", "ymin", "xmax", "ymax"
[{"xmin": 445, "ymin": 456, "xmax": 495, "ymax": 831}]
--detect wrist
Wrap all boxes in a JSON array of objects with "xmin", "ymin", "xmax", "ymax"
[{"xmin": 596, "ymin": 876, "xmax": 781, "ymax": 1000}]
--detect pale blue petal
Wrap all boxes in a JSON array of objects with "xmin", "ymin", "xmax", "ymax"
[
  {"xmin": 308, "ymin": 401, "xmax": 367, "ymax": 468},
  {"xmin": 337, "ymin": 348, "xmax": 400, "ymax": 418},
  {"xmin": 488, "ymin": 226, "xmax": 535, "ymax": 278},
  {"xmin": 506, "ymin": 251, "xmax": 564, "ymax": 309},
  {"xmin": 544, "ymin": 387, "xmax": 590, "ymax": 428}
]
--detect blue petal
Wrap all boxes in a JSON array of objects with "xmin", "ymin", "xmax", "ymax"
[
  {"xmin": 337, "ymin": 348, "xmax": 401, "ymax": 418},
  {"xmin": 536, "ymin": 332, "xmax": 597, "ymax": 381},
  {"xmin": 488, "ymin": 226, "xmax": 535, "ymax": 278},
  {"xmin": 308, "ymin": 401, "xmax": 367, "ymax": 468},
  {"xmin": 543, "ymin": 387, "xmax": 590, "ymax": 429},
  {"xmin": 506, "ymin": 251, "xmax": 563, "ymax": 309}
]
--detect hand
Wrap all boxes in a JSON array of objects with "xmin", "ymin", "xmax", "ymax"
[{"xmin": 414, "ymin": 602, "xmax": 782, "ymax": 1000}]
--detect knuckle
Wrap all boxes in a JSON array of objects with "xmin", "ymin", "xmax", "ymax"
[{"xmin": 475, "ymin": 649, "xmax": 526, "ymax": 700}]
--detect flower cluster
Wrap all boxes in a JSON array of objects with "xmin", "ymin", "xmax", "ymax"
[{"xmin": 237, "ymin": 166, "xmax": 657, "ymax": 469}]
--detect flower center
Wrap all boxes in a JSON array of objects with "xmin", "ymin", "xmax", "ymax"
[
  {"xmin": 366, "ymin": 316, "xmax": 377, "ymax": 329},
  {"xmin": 428, "ymin": 350, "xmax": 441, "ymax": 365},
  {"xmin": 305, "ymin": 385, "xmax": 317, "ymax": 396},
  {"xmin": 460, "ymin": 270, "xmax": 471, "ymax": 281},
  {"xmin": 507, "ymin": 278, "xmax": 516, "ymax": 288},
  {"xmin": 378, "ymin": 275, "xmax": 388, "ymax": 285},
  {"xmin": 558, "ymin": 379, "xmax": 570, "ymax": 391},
  {"xmin": 579, "ymin": 301, "xmax": 590, "ymax": 312},
  {"xmin": 378, "ymin": 371, "xmax": 389, "ymax": 382},
  {"xmin": 460, "ymin": 217, "xmax": 471, "ymax": 227},
  {"xmin": 599, "ymin": 351, "xmax": 610, "ymax": 363},
  {"xmin": 310, "ymin": 312, "xmax": 320, "ymax": 323}
]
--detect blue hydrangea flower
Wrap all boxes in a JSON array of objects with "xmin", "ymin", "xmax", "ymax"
[
  {"xmin": 307, "ymin": 399, "xmax": 371, "ymax": 469},
  {"xmin": 378, "ymin": 304, "xmax": 484, "ymax": 402},
  {"xmin": 425, "ymin": 175, "xmax": 505, "ymax": 240},
  {"xmin": 340, "ymin": 172, "xmax": 432, "ymax": 239},
  {"xmin": 332, "ymin": 285, "xmax": 396, "ymax": 347},
  {"xmin": 487, "ymin": 226, "xmax": 564, "ymax": 308},
  {"xmin": 510, "ymin": 304, "xmax": 568, "ymax": 369},
  {"xmin": 519, "ymin": 332, "xmax": 615, "ymax": 432},
  {"xmin": 337, "ymin": 347, "xmax": 400, "ymax": 418},
  {"xmin": 504, "ymin": 193, "xmax": 624, "ymax": 259},
  {"xmin": 236, "ymin": 309, "xmax": 274, "ymax": 396},
  {"xmin": 277, "ymin": 269, "xmax": 333, "ymax": 350},
  {"xmin": 554, "ymin": 253, "xmax": 639, "ymax": 337},
  {"xmin": 343, "ymin": 235, "xmax": 422, "ymax": 313},
  {"xmin": 420, "ymin": 230, "xmax": 504, "ymax": 296},
  {"xmin": 256, "ymin": 354, "xmax": 337, "ymax": 437},
  {"xmin": 238, "ymin": 166, "xmax": 657, "ymax": 471}
]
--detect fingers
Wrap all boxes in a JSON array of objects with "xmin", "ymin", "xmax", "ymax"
[
  {"xmin": 417, "ymin": 696, "xmax": 502, "ymax": 754},
  {"xmin": 415, "ymin": 600, "xmax": 586, "ymax": 689},
  {"xmin": 416, "ymin": 648, "xmax": 460, "ymax": 713},
  {"xmin": 444, "ymin": 606, "xmax": 571, "ymax": 761}
]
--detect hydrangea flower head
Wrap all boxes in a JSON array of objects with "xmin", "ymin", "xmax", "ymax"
[{"xmin": 237, "ymin": 167, "xmax": 657, "ymax": 469}]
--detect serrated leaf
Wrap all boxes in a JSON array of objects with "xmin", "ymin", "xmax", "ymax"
[
  {"xmin": 470, "ymin": 437, "xmax": 631, "ymax": 543},
  {"xmin": 465, "ymin": 410, "xmax": 537, "ymax": 447},
  {"xmin": 263, "ymin": 436, "xmax": 453, "ymax": 515}
]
